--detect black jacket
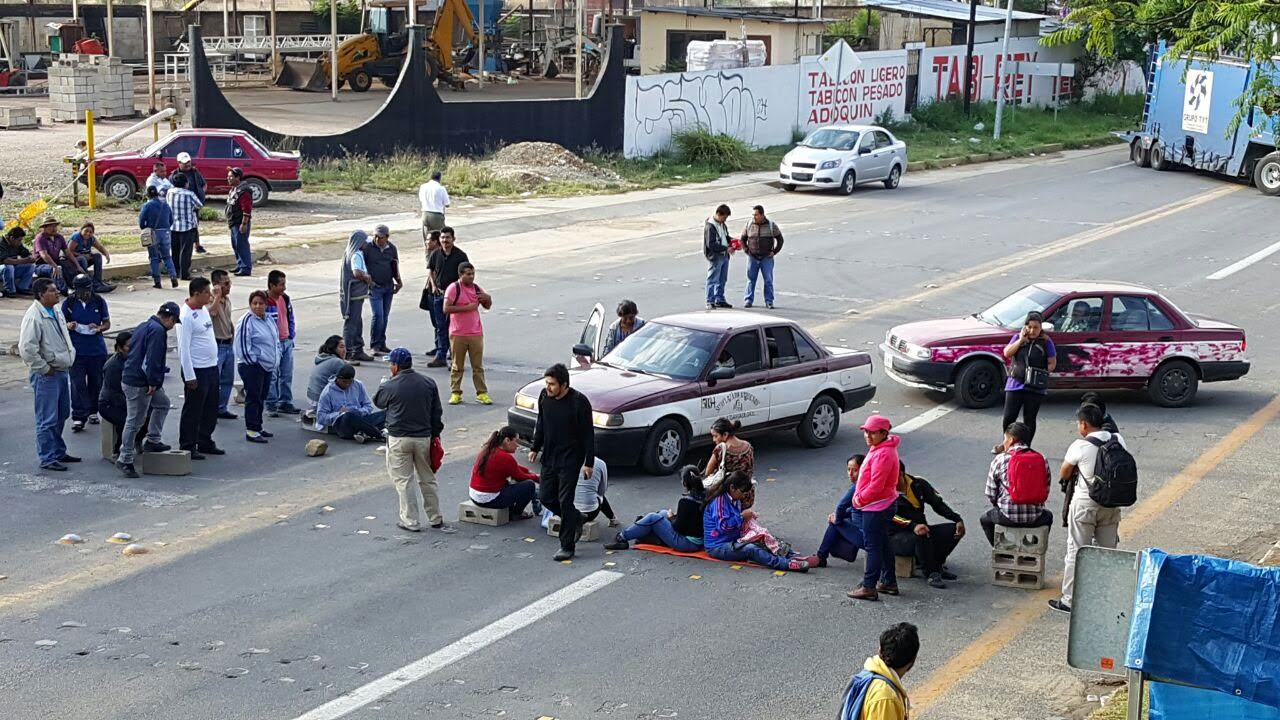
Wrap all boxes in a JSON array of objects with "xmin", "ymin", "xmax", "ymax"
[
  {"xmin": 175, "ymin": 166, "xmax": 207, "ymax": 203},
  {"xmin": 703, "ymin": 219, "xmax": 730, "ymax": 261},
  {"xmin": 373, "ymin": 368, "xmax": 443, "ymax": 438},
  {"xmin": 890, "ymin": 474, "xmax": 963, "ymax": 533},
  {"xmin": 98, "ymin": 352, "xmax": 127, "ymax": 422},
  {"xmin": 531, "ymin": 387, "xmax": 594, "ymax": 469}
]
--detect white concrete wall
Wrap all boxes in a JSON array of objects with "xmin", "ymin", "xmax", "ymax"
[{"xmin": 918, "ymin": 37, "xmax": 1077, "ymax": 107}]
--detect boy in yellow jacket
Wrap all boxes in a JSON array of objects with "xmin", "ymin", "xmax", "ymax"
[{"xmin": 837, "ymin": 622, "xmax": 917, "ymax": 720}]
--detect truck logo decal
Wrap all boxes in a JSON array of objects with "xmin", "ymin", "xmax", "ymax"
[{"xmin": 1182, "ymin": 69, "xmax": 1213, "ymax": 134}]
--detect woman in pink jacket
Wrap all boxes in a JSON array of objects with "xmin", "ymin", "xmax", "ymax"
[{"xmin": 848, "ymin": 415, "xmax": 902, "ymax": 601}]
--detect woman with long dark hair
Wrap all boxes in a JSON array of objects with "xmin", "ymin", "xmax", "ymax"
[
  {"xmin": 469, "ymin": 426, "xmax": 540, "ymax": 519},
  {"xmin": 605, "ymin": 464, "xmax": 705, "ymax": 552},
  {"xmin": 703, "ymin": 471, "xmax": 809, "ymax": 572},
  {"xmin": 995, "ymin": 311, "xmax": 1057, "ymax": 453},
  {"xmin": 703, "ymin": 417, "xmax": 754, "ymax": 484}
]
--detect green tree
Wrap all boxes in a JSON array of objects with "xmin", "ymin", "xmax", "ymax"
[{"xmin": 311, "ymin": 0, "xmax": 364, "ymax": 34}]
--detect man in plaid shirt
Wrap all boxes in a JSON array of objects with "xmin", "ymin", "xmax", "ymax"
[
  {"xmin": 980, "ymin": 421, "xmax": 1053, "ymax": 545},
  {"xmin": 167, "ymin": 173, "xmax": 203, "ymax": 281}
]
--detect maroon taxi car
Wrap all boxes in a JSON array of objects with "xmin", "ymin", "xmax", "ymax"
[
  {"xmin": 93, "ymin": 128, "xmax": 301, "ymax": 206},
  {"xmin": 881, "ymin": 282, "xmax": 1249, "ymax": 408}
]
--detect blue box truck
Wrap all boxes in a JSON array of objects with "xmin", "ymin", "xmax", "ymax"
[{"xmin": 1123, "ymin": 44, "xmax": 1280, "ymax": 195}]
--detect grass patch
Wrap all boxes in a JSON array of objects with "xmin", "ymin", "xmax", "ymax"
[
  {"xmin": 302, "ymin": 151, "xmax": 525, "ymax": 196},
  {"xmin": 1090, "ymin": 687, "xmax": 1149, "ymax": 720}
]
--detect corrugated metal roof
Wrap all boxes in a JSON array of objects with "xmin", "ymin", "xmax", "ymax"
[
  {"xmin": 859, "ymin": 0, "xmax": 1045, "ymax": 23},
  {"xmin": 641, "ymin": 6, "xmax": 829, "ymax": 24}
]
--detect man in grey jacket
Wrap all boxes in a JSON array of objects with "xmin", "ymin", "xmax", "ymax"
[
  {"xmin": 19, "ymin": 278, "xmax": 79, "ymax": 470},
  {"xmin": 374, "ymin": 347, "xmax": 451, "ymax": 533},
  {"xmin": 703, "ymin": 204, "xmax": 733, "ymax": 310}
]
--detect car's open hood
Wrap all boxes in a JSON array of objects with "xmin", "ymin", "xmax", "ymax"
[{"xmin": 518, "ymin": 364, "xmax": 691, "ymax": 414}]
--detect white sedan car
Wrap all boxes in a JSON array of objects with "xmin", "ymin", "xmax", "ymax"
[{"xmin": 779, "ymin": 124, "xmax": 907, "ymax": 194}]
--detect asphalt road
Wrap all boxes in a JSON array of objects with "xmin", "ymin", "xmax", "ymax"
[{"xmin": 2, "ymin": 147, "xmax": 1278, "ymax": 720}]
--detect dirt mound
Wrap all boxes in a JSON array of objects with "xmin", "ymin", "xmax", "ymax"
[{"xmin": 487, "ymin": 141, "xmax": 623, "ymax": 188}]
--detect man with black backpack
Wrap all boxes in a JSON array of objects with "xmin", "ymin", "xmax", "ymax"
[{"xmin": 1052, "ymin": 404, "xmax": 1137, "ymax": 614}]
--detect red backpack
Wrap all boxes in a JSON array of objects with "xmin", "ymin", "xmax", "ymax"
[{"xmin": 1006, "ymin": 447, "xmax": 1049, "ymax": 505}]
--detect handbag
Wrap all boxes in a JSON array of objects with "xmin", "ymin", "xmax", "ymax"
[
  {"xmin": 140, "ymin": 228, "xmax": 154, "ymax": 248},
  {"xmin": 419, "ymin": 286, "xmax": 433, "ymax": 311},
  {"xmin": 702, "ymin": 443, "xmax": 727, "ymax": 489},
  {"xmin": 430, "ymin": 436, "xmax": 444, "ymax": 472},
  {"xmin": 1024, "ymin": 366, "xmax": 1050, "ymax": 390}
]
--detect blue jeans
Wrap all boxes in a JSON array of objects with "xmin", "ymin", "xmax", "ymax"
[
  {"xmin": 475, "ymin": 479, "xmax": 538, "ymax": 517},
  {"xmin": 217, "ymin": 342, "xmax": 235, "ymax": 412},
  {"xmin": 148, "ymin": 232, "xmax": 177, "ymax": 284},
  {"xmin": 2, "ymin": 263, "xmax": 36, "ymax": 293},
  {"xmin": 621, "ymin": 511, "xmax": 703, "ymax": 552},
  {"xmin": 369, "ymin": 286, "xmax": 394, "ymax": 348},
  {"xmin": 705, "ymin": 254, "xmax": 729, "ymax": 305},
  {"xmin": 31, "ymin": 370, "xmax": 70, "ymax": 465},
  {"xmin": 708, "ymin": 541, "xmax": 791, "ymax": 570},
  {"xmin": 818, "ymin": 518, "xmax": 865, "ymax": 564},
  {"xmin": 857, "ymin": 507, "xmax": 897, "ymax": 590},
  {"xmin": 69, "ymin": 354, "xmax": 106, "ymax": 421},
  {"xmin": 744, "ymin": 255, "xmax": 775, "ymax": 305},
  {"xmin": 429, "ymin": 293, "xmax": 450, "ymax": 361},
  {"xmin": 266, "ymin": 337, "xmax": 295, "ymax": 410},
  {"xmin": 230, "ymin": 223, "xmax": 253, "ymax": 274}
]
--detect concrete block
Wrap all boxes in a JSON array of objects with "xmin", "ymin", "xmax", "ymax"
[
  {"xmin": 992, "ymin": 550, "xmax": 1045, "ymax": 573},
  {"xmin": 0, "ymin": 107, "xmax": 38, "ymax": 129},
  {"xmin": 993, "ymin": 525, "xmax": 1050, "ymax": 555},
  {"xmin": 100, "ymin": 421, "xmax": 119, "ymax": 460},
  {"xmin": 546, "ymin": 515, "xmax": 604, "ymax": 541},
  {"xmin": 458, "ymin": 500, "xmax": 509, "ymax": 526},
  {"xmin": 139, "ymin": 450, "xmax": 191, "ymax": 476},
  {"xmin": 895, "ymin": 554, "xmax": 917, "ymax": 579},
  {"xmin": 992, "ymin": 568, "xmax": 1044, "ymax": 590}
]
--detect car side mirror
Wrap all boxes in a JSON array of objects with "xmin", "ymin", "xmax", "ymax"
[
  {"xmin": 572, "ymin": 343, "xmax": 594, "ymax": 358},
  {"xmin": 1042, "ymin": 322, "xmax": 1055, "ymax": 333},
  {"xmin": 708, "ymin": 366, "xmax": 735, "ymax": 384},
  {"xmin": 859, "ymin": 146, "xmax": 872, "ymax": 155}
]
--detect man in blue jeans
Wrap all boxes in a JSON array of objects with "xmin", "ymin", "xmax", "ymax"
[
  {"xmin": 703, "ymin": 204, "xmax": 733, "ymax": 309},
  {"xmin": 362, "ymin": 224, "xmax": 402, "ymax": 355},
  {"xmin": 1, "ymin": 227, "xmax": 38, "ymax": 297},
  {"xmin": 226, "ymin": 167, "xmax": 254, "ymax": 276},
  {"xmin": 740, "ymin": 204, "xmax": 784, "ymax": 309},
  {"xmin": 264, "ymin": 270, "xmax": 301, "ymax": 416},
  {"xmin": 18, "ymin": 278, "xmax": 79, "ymax": 471},
  {"xmin": 425, "ymin": 227, "xmax": 468, "ymax": 368},
  {"xmin": 209, "ymin": 270, "xmax": 239, "ymax": 419}
]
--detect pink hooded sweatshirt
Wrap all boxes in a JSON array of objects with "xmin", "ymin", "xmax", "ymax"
[{"xmin": 854, "ymin": 434, "xmax": 901, "ymax": 511}]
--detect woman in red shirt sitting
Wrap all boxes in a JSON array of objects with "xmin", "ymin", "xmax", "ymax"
[{"xmin": 470, "ymin": 426, "xmax": 540, "ymax": 519}]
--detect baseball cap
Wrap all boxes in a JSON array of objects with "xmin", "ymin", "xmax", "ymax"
[
  {"xmin": 336, "ymin": 364, "xmax": 357, "ymax": 380},
  {"xmin": 157, "ymin": 301, "xmax": 182, "ymax": 321},
  {"xmin": 176, "ymin": 151, "xmax": 192, "ymax": 163},
  {"xmin": 71, "ymin": 274, "xmax": 93, "ymax": 290},
  {"xmin": 859, "ymin": 415, "xmax": 892, "ymax": 433},
  {"xmin": 387, "ymin": 347, "xmax": 412, "ymax": 366}
]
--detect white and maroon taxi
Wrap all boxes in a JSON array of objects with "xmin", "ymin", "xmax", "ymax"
[
  {"xmin": 507, "ymin": 310, "xmax": 876, "ymax": 475},
  {"xmin": 881, "ymin": 282, "xmax": 1249, "ymax": 409}
]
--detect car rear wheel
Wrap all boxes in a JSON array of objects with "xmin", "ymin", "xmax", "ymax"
[
  {"xmin": 781, "ymin": 183, "xmax": 796, "ymax": 192},
  {"xmin": 1254, "ymin": 152, "xmax": 1280, "ymax": 196},
  {"xmin": 102, "ymin": 174, "xmax": 137, "ymax": 201},
  {"xmin": 244, "ymin": 178, "xmax": 270, "ymax": 207},
  {"xmin": 1131, "ymin": 140, "xmax": 1151, "ymax": 168},
  {"xmin": 797, "ymin": 394, "xmax": 841, "ymax": 448},
  {"xmin": 1150, "ymin": 143, "xmax": 1172, "ymax": 171},
  {"xmin": 839, "ymin": 171, "xmax": 856, "ymax": 195},
  {"xmin": 883, "ymin": 165, "xmax": 902, "ymax": 189},
  {"xmin": 641, "ymin": 418, "xmax": 687, "ymax": 476},
  {"xmin": 954, "ymin": 358, "xmax": 1003, "ymax": 409},
  {"xmin": 1149, "ymin": 359, "xmax": 1198, "ymax": 407}
]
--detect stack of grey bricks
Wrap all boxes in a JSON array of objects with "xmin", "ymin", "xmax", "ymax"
[{"xmin": 49, "ymin": 54, "xmax": 136, "ymax": 122}]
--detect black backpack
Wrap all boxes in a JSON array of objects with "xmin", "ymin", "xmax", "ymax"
[{"xmin": 1085, "ymin": 436, "xmax": 1138, "ymax": 508}]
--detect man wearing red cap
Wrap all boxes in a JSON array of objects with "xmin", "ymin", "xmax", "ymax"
[{"xmin": 848, "ymin": 415, "xmax": 902, "ymax": 601}]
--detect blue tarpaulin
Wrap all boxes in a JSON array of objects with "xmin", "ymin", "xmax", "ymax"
[
  {"xmin": 1126, "ymin": 549, "xmax": 1280, "ymax": 709},
  {"xmin": 1150, "ymin": 682, "xmax": 1280, "ymax": 720}
]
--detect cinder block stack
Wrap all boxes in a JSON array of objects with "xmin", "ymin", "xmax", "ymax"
[
  {"xmin": 48, "ymin": 54, "xmax": 136, "ymax": 122},
  {"xmin": 991, "ymin": 524, "xmax": 1051, "ymax": 589}
]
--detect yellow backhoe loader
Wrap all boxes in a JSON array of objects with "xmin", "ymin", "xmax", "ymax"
[{"xmin": 275, "ymin": 0, "xmax": 475, "ymax": 93}]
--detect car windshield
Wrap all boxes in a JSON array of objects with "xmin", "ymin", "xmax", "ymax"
[
  {"xmin": 140, "ymin": 132, "xmax": 180, "ymax": 156},
  {"xmin": 977, "ymin": 286, "xmax": 1062, "ymax": 329},
  {"xmin": 604, "ymin": 322, "xmax": 721, "ymax": 380},
  {"xmin": 800, "ymin": 129, "xmax": 859, "ymax": 150}
]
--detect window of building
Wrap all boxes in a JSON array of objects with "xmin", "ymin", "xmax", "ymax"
[{"xmin": 666, "ymin": 30, "xmax": 726, "ymax": 68}]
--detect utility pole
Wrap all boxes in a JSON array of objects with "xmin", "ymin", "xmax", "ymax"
[
  {"xmin": 479, "ymin": 0, "xmax": 486, "ymax": 80},
  {"xmin": 330, "ymin": 0, "xmax": 338, "ymax": 101},
  {"xmin": 992, "ymin": 0, "xmax": 1014, "ymax": 139},
  {"xmin": 223, "ymin": 0, "xmax": 229, "ymax": 38},
  {"xmin": 962, "ymin": 0, "xmax": 977, "ymax": 114},
  {"xmin": 146, "ymin": 0, "xmax": 156, "ymax": 122},
  {"xmin": 105, "ymin": 0, "xmax": 114, "ymax": 56},
  {"xmin": 270, "ymin": 0, "xmax": 277, "ymax": 74},
  {"xmin": 574, "ymin": 0, "xmax": 583, "ymax": 98},
  {"xmin": 408, "ymin": 0, "xmax": 417, "ymax": 27}
]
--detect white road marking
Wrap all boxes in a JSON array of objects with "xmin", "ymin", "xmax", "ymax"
[
  {"xmin": 892, "ymin": 403, "xmax": 959, "ymax": 434},
  {"xmin": 1206, "ymin": 238, "xmax": 1280, "ymax": 280},
  {"xmin": 290, "ymin": 570, "xmax": 624, "ymax": 720},
  {"xmin": 1088, "ymin": 161, "xmax": 1132, "ymax": 174}
]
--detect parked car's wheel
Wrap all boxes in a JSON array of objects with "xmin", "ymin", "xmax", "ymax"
[
  {"xmin": 797, "ymin": 394, "xmax": 841, "ymax": 448},
  {"xmin": 348, "ymin": 69, "xmax": 373, "ymax": 92},
  {"xmin": 244, "ymin": 178, "xmax": 270, "ymax": 207},
  {"xmin": 102, "ymin": 173, "xmax": 137, "ymax": 201},
  {"xmin": 1253, "ymin": 152, "xmax": 1280, "ymax": 196},
  {"xmin": 954, "ymin": 358, "xmax": 1004, "ymax": 409},
  {"xmin": 1149, "ymin": 359, "xmax": 1198, "ymax": 407},
  {"xmin": 641, "ymin": 418, "xmax": 687, "ymax": 476},
  {"xmin": 883, "ymin": 164, "xmax": 902, "ymax": 189},
  {"xmin": 1150, "ymin": 143, "xmax": 1172, "ymax": 171},
  {"xmin": 839, "ymin": 170, "xmax": 856, "ymax": 195},
  {"xmin": 1131, "ymin": 140, "xmax": 1151, "ymax": 168},
  {"xmin": 781, "ymin": 183, "xmax": 796, "ymax": 192}
]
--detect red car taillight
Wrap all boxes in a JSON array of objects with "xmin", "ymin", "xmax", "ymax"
[{"xmin": 1241, "ymin": 336, "xmax": 1247, "ymax": 353}]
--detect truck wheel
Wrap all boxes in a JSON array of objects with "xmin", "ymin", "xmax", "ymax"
[
  {"xmin": 797, "ymin": 395, "xmax": 841, "ymax": 448},
  {"xmin": 1150, "ymin": 143, "xmax": 1171, "ymax": 171},
  {"xmin": 1148, "ymin": 359, "xmax": 1198, "ymax": 407},
  {"xmin": 348, "ymin": 70, "xmax": 372, "ymax": 92},
  {"xmin": 1254, "ymin": 152, "xmax": 1280, "ymax": 196},
  {"xmin": 102, "ymin": 174, "xmax": 137, "ymax": 201},
  {"xmin": 954, "ymin": 358, "xmax": 1003, "ymax": 409},
  {"xmin": 641, "ymin": 418, "xmax": 687, "ymax": 476},
  {"xmin": 244, "ymin": 178, "xmax": 270, "ymax": 207},
  {"xmin": 1131, "ymin": 140, "xmax": 1151, "ymax": 168}
]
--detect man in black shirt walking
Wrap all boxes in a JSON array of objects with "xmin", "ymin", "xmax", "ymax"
[
  {"xmin": 425, "ymin": 227, "xmax": 468, "ymax": 368},
  {"xmin": 528, "ymin": 363, "xmax": 595, "ymax": 561}
]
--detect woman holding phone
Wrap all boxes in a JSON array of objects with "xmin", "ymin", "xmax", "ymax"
[{"xmin": 995, "ymin": 311, "xmax": 1056, "ymax": 453}]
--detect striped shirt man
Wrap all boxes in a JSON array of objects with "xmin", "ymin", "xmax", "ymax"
[{"xmin": 167, "ymin": 186, "xmax": 202, "ymax": 233}]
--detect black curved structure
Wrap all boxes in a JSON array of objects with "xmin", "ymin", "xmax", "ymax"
[{"xmin": 189, "ymin": 25, "xmax": 625, "ymax": 158}]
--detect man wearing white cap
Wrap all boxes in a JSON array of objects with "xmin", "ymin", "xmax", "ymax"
[{"xmin": 173, "ymin": 152, "xmax": 208, "ymax": 254}]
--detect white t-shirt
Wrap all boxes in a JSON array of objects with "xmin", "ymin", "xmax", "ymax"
[
  {"xmin": 418, "ymin": 180, "xmax": 451, "ymax": 213},
  {"xmin": 1065, "ymin": 430, "xmax": 1127, "ymax": 492},
  {"xmin": 574, "ymin": 457, "xmax": 609, "ymax": 514},
  {"xmin": 178, "ymin": 301, "xmax": 219, "ymax": 376}
]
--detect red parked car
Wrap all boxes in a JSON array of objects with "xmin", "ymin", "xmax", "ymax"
[
  {"xmin": 93, "ymin": 128, "xmax": 301, "ymax": 206},
  {"xmin": 881, "ymin": 282, "xmax": 1249, "ymax": 409}
]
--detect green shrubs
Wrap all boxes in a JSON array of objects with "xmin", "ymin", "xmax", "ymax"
[{"xmin": 671, "ymin": 128, "xmax": 751, "ymax": 171}]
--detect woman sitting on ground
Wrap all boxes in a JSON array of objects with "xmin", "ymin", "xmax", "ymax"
[
  {"xmin": 703, "ymin": 417, "xmax": 754, "ymax": 485},
  {"xmin": 469, "ymin": 426, "xmax": 540, "ymax": 519},
  {"xmin": 606, "ymin": 465, "xmax": 705, "ymax": 552},
  {"xmin": 307, "ymin": 335, "xmax": 347, "ymax": 415},
  {"xmin": 804, "ymin": 454, "xmax": 867, "ymax": 568},
  {"xmin": 703, "ymin": 471, "xmax": 809, "ymax": 572}
]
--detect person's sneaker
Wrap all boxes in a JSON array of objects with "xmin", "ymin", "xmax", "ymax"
[
  {"xmin": 95, "ymin": 283, "xmax": 116, "ymax": 294},
  {"xmin": 153, "ymin": 281, "xmax": 162, "ymax": 289},
  {"xmin": 196, "ymin": 245, "xmax": 208, "ymax": 254},
  {"xmin": 199, "ymin": 445, "xmax": 227, "ymax": 455},
  {"xmin": 430, "ymin": 522, "xmax": 457, "ymax": 534},
  {"xmin": 786, "ymin": 558, "xmax": 810, "ymax": 573},
  {"xmin": 426, "ymin": 358, "xmax": 447, "ymax": 368},
  {"xmin": 1048, "ymin": 599, "xmax": 1072, "ymax": 614},
  {"xmin": 41, "ymin": 461, "xmax": 68, "ymax": 472},
  {"xmin": 117, "ymin": 461, "xmax": 140, "ymax": 478},
  {"xmin": 707, "ymin": 303, "xmax": 716, "ymax": 310},
  {"xmin": 553, "ymin": 548, "xmax": 574, "ymax": 561},
  {"xmin": 71, "ymin": 419, "xmax": 85, "ymax": 432},
  {"xmin": 350, "ymin": 351, "xmax": 376, "ymax": 362},
  {"xmin": 927, "ymin": 572, "xmax": 947, "ymax": 589},
  {"xmin": 59, "ymin": 454, "xmax": 81, "ymax": 463},
  {"xmin": 765, "ymin": 302, "xmax": 774, "ymax": 309},
  {"xmin": 476, "ymin": 393, "xmax": 493, "ymax": 405},
  {"xmin": 448, "ymin": 393, "xmax": 463, "ymax": 405},
  {"xmin": 267, "ymin": 408, "xmax": 280, "ymax": 418},
  {"xmin": 187, "ymin": 450, "xmax": 206, "ymax": 460},
  {"xmin": 170, "ymin": 277, "xmax": 179, "ymax": 288},
  {"xmin": 940, "ymin": 569, "xmax": 958, "ymax": 581},
  {"xmin": 604, "ymin": 535, "xmax": 629, "ymax": 551},
  {"xmin": 608, "ymin": 517, "xmax": 620, "ymax": 527},
  {"xmin": 277, "ymin": 404, "xmax": 302, "ymax": 415},
  {"xmin": 796, "ymin": 554, "xmax": 821, "ymax": 568},
  {"xmin": 743, "ymin": 301, "xmax": 753, "ymax": 308},
  {"xmin": 259, "ymin": 430, "xmax": 274, "ymax": 438},
  {"xmin": 875, "ymin": 582, "xmax": 900, "ymax": 596},
  {"xmin": 847, "ymin": 586, "xmax": 879, "ymax": 601},
  {"xmin": 217, "ymin": 411, "xmax": 239, "ymax": 420},
  {"xmin": 88, "ymin": 414, "xmax": 100, "ymax": 425},
  {"xmin": 141, "ymin": 440, "xmax": 170, "ymax": 453},
  {"xmin": 372, "ymin": 345, "xmax": 392, "ymax": 354},
  {"xmin": 715, "ymin": 301, "xmax": 733, "ymax": 309},
  {"xmin": 353, "ymin": 432, "xmax": 369, "ymax": 444},
  {"xmin": 813, "ymin": 555, "xmax": 829, "ymax": 568},
  {"xmin": 246, "ymin": 432, "xmax": 268, "ymax": 444},
  {"xmin": 396, "ymin": 522, "xmax": 421, "ymax": 533}
]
